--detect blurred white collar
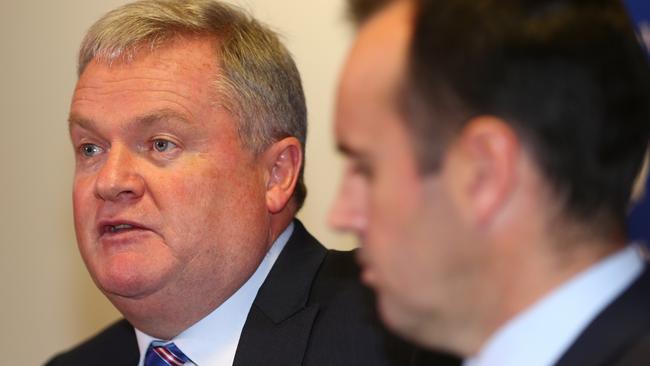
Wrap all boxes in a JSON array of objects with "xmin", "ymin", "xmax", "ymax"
[{"xmin": 464, "ymin": 244, "xmax": 645, "ymax": 366}]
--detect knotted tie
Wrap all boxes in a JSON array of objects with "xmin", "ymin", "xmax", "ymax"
[{"xmin": 144, "ymin": 341, "xmax": 196, "ymax": 366}]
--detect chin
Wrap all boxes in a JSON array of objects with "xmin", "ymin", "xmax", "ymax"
[
  {"xmin": 97, "ymin": 272, "xmax": 151, "ymax": 300},
  {"xmin": 377, "ymin": 292, "xmax": 407, "ymax": 328},
  {"xmin": 90, "ymin": 255, "xmax": 167, "ymax": 299},
  {"xmin": 377, "ymin": 291, "xmax": 428, "ymax": 344}
]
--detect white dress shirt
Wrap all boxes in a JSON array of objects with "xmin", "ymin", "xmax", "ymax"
[
  {"xmin": 135, "ymin": 222, "xmax": 294, "ymax": 366},
  {"xmin": 464, "ymin": 244, "xmax": 645, "ymax": 366}
]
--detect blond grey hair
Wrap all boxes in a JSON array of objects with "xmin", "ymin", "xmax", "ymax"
[{"xmin": 78, "ymin": 0, "xmax": 308, "ymax": 208}]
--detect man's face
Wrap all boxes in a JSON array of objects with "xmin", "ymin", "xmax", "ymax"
[
  {"xmin": 70, "ymin": 36, "xmax": 272, "ymax": 326},
  {"xmin": 331, "ymin": 1, "xmax": 475, "ymax": 346}
]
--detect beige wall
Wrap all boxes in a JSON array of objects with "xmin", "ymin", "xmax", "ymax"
[{"xmin": 0, "ymin": 1, "xmax": 355, "ymax": 364}]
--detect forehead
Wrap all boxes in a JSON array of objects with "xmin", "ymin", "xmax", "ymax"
[
  {"xmin": 71, "ymin": 36, "xmax": 220, "ymax": 123},
  {"xmin": 80, "ymin": 34, "xmax": 218, "ymax": 84},
  {"xmin": 336, "ymin": 0, "xmax": 413, "ymax": 139},
  {"xmin": 342, "ymin": 0, "xmax": 412, "ymax": 95}
]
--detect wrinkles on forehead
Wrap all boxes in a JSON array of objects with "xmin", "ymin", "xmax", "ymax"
[
  {"xmin": 70, "ymin": 36, "xmax": 225, "ymax": 130},
  {"xmin": 68, "ymin": 108, "xmax": 192, "ymax": 133}
]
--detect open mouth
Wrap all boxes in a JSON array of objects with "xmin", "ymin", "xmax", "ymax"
[
  {"xmin": 100, "ymin": 222, "xmax": 148, "ymax": 236},
  {"xmin": 105, "ymin": 224, "xmax": 135, "ymax": 234}
]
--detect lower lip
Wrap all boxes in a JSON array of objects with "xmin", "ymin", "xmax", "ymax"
[{"xmin": 99, "ymin": 228, "xmax": 153, "ymax": 246}]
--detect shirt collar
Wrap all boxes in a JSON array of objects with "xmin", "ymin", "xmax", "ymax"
[
  {"xmin": 135, "ymin": 222, "xmax": 294, "ymax": 366},
  {"xmin": 464, "ymin": 244, "xmax": 645, "ymax": 366}
]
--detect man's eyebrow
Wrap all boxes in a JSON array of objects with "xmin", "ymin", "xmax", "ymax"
[
  {"xmin": 134, "ymin": 109, "xmax": 192, "ymax": 126},
  {"xmin": 68, "ymin": 108, "xmax": 192, "ymax": 130},
  {"xmin": 68, "ymin": 113, "xmax": 94, "ymax": 129}
]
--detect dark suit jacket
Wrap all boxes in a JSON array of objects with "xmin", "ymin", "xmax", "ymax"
[
  {"xmin": 554, "ymin": 264, "xmax": 650, "ymax": 366},
  {"xmin": 46, "ymin": 220, "xmax": 459, "ymax": 366}
]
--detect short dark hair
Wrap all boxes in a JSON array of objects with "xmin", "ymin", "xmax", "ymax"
[
  {"xmin": 347, "ymin": 0, "xmax": 393, "ymax": 25},
  {"xmin": 406, "ymin": 0, "xmax": 650, "ymax": 233}
]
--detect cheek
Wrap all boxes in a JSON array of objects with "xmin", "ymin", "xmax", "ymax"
[
  {"xmin": 368, "ymin": 174, "xmax": 421, "ymax": 245},
  {"xmin": 365, "ymin": 196, "xmax": 418, "ymax": 280},
  {"xmin": 366, "ymin": 177, "xmax": 442, "ymax": 293},
  {"xmin": 72, "ymin": 174, "xmax": 92, "ymax": 202},
  {"xmin": 72, "ymin": 176, "xmax": 96, "ymax": 229},
  {"xmin": 71, "ymin": 178, "xmax": 100, "ymax": 271},
  {"xmin": 155, "ymin": 161, "xmax": 266, "ymax": 241},
  {"xmin": 153, "ymin": 175, "xmax": 209, "ymax": 234}
]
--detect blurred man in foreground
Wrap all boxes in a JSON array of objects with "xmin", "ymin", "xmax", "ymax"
[
  {"xmin": 46, "ymin": 0, "xmax": 423, "ymax": 365},
  {"xmin": 332, "ymin": 0, "xmax": 650, "ymax": 364}
]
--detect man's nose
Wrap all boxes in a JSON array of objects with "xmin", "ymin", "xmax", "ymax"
[
  {"xmin": 328, "ymin": 170, "xmax": 368, "ymax": 235},
  {"xmin": 95, "ymin": 144, "xmax": 145, "ymax": 202}
]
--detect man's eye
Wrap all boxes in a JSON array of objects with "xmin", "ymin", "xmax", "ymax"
[
  {"xmin": 79, "ymin": 144, "xmax": 103, "ymax": 157},
  {"xmin": 153, "ymin": 139, "xmax": 177, "ymax": 152}
]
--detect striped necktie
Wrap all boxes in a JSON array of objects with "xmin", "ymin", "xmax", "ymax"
[{"xmin": 144, "ymin": 341, "xmax": 196, "ymax": 366}]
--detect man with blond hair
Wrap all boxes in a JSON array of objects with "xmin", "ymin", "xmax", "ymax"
[{"xmin": 45, "ymin": 1, "xmax": 436, "ymax": 365}]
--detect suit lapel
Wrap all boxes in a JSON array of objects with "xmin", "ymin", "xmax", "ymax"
[
  {"xmin": 93, "ymin": 319, "xmax": 140, "ymax": 366},
  {"xmin": 554, "ymin": 265, "xmax": 650, "ymax": 366},
  {"xmin": 233, "ymin": 220, "xmax": 327, "ymax": 366},
  {"xmin": 114, "ymin": 325, "xmax": 140, "ymax": 366}
]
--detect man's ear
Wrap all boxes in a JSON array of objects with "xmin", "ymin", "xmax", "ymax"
[
  {"xmin": 262, "ymin": 137, "xmax": 303, "ymax": 214},
  {"xmin": 446, "ymin": 116, "xmax": 520, "ymax": 227}
]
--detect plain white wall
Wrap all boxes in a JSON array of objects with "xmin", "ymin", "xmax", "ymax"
[{"xmin": 0, "ymin": 1, "xmax": 355, "ymax": 364}]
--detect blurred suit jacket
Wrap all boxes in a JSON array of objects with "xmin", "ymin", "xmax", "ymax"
[{"xmin": 555, "ymin": 262, "xmax": 650, "ymax": 366}]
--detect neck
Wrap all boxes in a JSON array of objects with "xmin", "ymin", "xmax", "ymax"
[
  {"xmin": 267, "ymin": 208, "xmax": 295, "ymax": 247},
  {"xmin": 459, "ymin": 232, "xmax": 625, "ymax": 356}
]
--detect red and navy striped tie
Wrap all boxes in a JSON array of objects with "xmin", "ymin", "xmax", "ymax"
[{"xmin": 144, "ymin": 341, "xmax": 195, "ymax": 366}]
